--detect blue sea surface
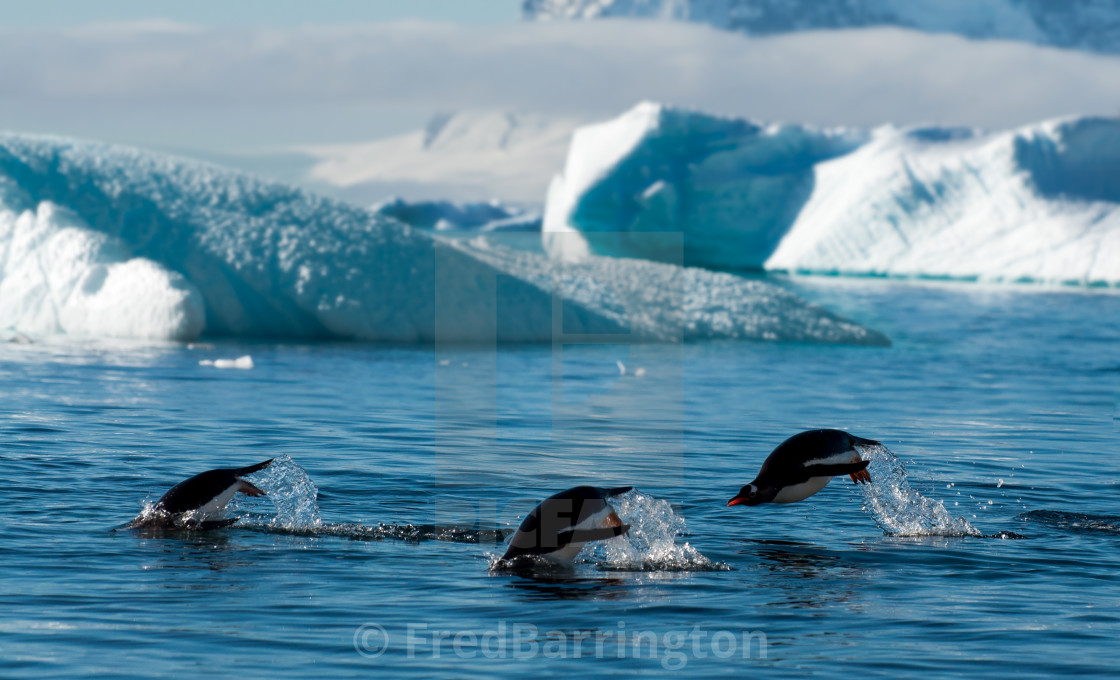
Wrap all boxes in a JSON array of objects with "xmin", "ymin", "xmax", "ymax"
[{"xmin": 2, "ymin": 279, "xmax": 1118, "ymax": 677}]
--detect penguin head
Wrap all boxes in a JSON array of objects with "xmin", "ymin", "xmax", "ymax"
[{"xmin": 727, "ymin": 483, "xmax": 762, "ymax": 507}]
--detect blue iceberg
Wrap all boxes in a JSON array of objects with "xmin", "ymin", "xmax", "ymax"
[
  {"xmin": 0, "ymin": 133, "xmax": 887, "ymax": 345},
  {"xmin": 544, "ymin": 103, "xmax": 1120, "ymax": 287}
]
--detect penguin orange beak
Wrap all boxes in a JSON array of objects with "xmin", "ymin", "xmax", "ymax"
[{"xmin": 726, "ymin": 496, "xmax": 747, "ymax": 507}]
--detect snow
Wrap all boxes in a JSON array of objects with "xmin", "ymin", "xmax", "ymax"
[
  {"xmin": 199, "ymin": 355, "xmax": 254, "ymax": 369},
  {"xmin": 0, "ymin": 202, "xmax": 205, "ymax": 340},
  {"xmin": 768, "ymin": 118, "xmax": 1120, "ymax": 285},
  {"xmin": 297, "ymin": 111, "xmax": 580, "ymax": 204},
  {"xmin": 544, "ymin": 104, "xmax": 1120, "ymax": 287},
  {"xmin": 0, "ymin": 133, "xmax": 886, "ymax": 345},
  {"xmin": 524, "ymin": 0, "xmax": 1120, "ymax": 54}
]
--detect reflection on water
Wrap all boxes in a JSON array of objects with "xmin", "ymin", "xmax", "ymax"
[
  {"xmin": 501, "ymin": 573, "xmax": 633, "ymax": 602},
  {"xmin": 739, "ymin": 539, "xmax": 867, "ymax": 611},
  {"xmin": 125, "ymin": 532, "xmax": 262, "ymax": 578}
]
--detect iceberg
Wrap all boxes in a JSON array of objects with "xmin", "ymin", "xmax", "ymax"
[
  {"xmin": 544, "ymin": 103, "xmax": 1120, "ymax": 287},
  {"xmin": 0, "ymin": 202, "xmax": 204, "ymax": 340},
  {"xmin": 454, "ymin": 237, "xmax": 888, "ymax": 345},
  {"xmin": 543, "ymin": 102, "xmax": 864, "ymax": 269},
  {"xmin": 768, "ymin": 117, "xmax": 1120, "ymax": 285},
  {"xmin": 0, "ymin": 133, "xmax": 886, "ymax": 345}
]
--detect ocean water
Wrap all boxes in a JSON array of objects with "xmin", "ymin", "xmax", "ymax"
[{"xmin": 2, "ymin": 278, "xmax": 1118, "ymax": 677}]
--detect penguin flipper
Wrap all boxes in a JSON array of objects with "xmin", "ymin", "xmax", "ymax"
[
  {"xmin": 557, "ymin": 524, "xmax": 631, "ymax": 545},
  {"xmin": 802, "ymin": 460, "xmax": 871, "ymax": 483},
  {"xmin": 849, "ymin": 434, "xmax": 881, "ymax": 448}
]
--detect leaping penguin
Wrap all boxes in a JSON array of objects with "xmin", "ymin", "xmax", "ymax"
[
  {"xmin": 727, "ymin": 430, "xmax": 876, "ymax": 507},
  {"xmin": 501, "ymin": 486, "xmax": 632, "ymax": 564},
  {"xmin": 129, "ymin": 459, "xmax": 274, "ymax": 530}
]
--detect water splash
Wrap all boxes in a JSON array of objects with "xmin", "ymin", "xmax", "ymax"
[
  {"xmin": 258, "ymin": 522, "xmax": 511, "ymax": 544},
  {"xmin": 240, "ymin": 454, "xmax": 321, "ymax": 529},
  {"xmin": 587, "ymin": 490, "xmax": 729, "ymax": 571},
  {"xmin": 857, "ymin": 444, "xmax": 981, "ymax": 537}
]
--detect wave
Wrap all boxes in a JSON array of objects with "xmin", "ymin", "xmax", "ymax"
[
  {"xmin": 0, "ymin": 133, "xmax": 885, "ymax": 345},
  {"xmin": 1020, "ymin": 509, "xmax": 1120, "ymax": 535},
  {"xmin": 544, "ymin": 103, "xmax": 1120, "ymax": 287}
]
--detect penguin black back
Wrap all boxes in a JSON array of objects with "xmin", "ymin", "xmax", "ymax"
[
  {"xmin": 501, "ymin": 485, "xmax": 632, "ymax": 562},
  {"xmin": 728, "ymin": 430, "xmax": 876, "ymax": 507},
  {"xmin": 754, "ymin": 430, "xmax": 878, "ymax": 486},
  {"xmin": 147, "ymin": 459, "xmax": 274, "ymax": 520}
]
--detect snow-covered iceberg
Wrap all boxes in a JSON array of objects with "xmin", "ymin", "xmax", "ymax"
[
  {"xmin": 0, "ymin": 202, "xmax": 204, "ymax": 340},
  {"xmin": 0, "ymin": 133, "xmax": 886, "ymax": 345},
  {"xmin": 544, "ymin": 103, "xmax": 1120, "ymax": 287},
  {"xmin": 543, "ymin": 102, "xmax": 864, "ymax": 269},
  {"xmin": 453, "ymin": 237, "xmax": 887, "ymax": 345}
]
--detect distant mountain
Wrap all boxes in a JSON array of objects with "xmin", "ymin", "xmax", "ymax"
[
  {"xmin": 523, "ymin": 0, "xmax": 1120, "ymax": 54},
  {"xmin": 294, "ymin": 111, "xmax": 581, "ymax": 204}
]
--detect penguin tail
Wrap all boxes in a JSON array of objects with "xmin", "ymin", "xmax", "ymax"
[
  {"xmin": 600, "ymin": 486, "xmax": 633, "ymax": 498},
  {"xmin": 804, "ymin": 460, "xmax": 871, "ymax": 483},
  {"xmin": 234, "ymin": 459, "xmax": 274, "ymax": 476}
]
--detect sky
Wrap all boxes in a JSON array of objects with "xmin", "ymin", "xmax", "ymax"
[
  {"xmin": 0, "ymin": 0, "xmax": 522, "ymax": 27},
  {"xmin": 0, "ymin": 1, "xmax": 1117, "ymax": 160}
]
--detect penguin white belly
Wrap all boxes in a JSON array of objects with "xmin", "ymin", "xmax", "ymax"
[
  {"xmin": 772, "ymin": 476, "xmax": 832, "ymax": 503},
  {"xmin": 192, "ymin": 484, "xmax": 240, "ymax": 518},
  {"xmin": 542, "ymin": 542, "xmax": 587, "ymax": 564},
  {"xmin": 541, "ymin": 505, "xmax": 623, "ymax": 564}
]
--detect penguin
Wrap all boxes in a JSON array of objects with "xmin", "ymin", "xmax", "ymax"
[
  {"xmin": 129, "ymin": 459, "xmax": 274, "ymax": 530},
  {"xmin": 501, "ymin": 486, "xmax": 632, "ymax": 564},
  {"xmin": 727, "ymin": 430, "xmax": 876, "ymax": 507}
]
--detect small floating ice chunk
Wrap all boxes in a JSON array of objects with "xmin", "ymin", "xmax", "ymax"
[
  {"xmin": 616, "ymin": 360, "xmax": 626, "ymax": 376},
  {"xmin": 199, "ymin": 355, "xmax": 254, "ymax": 370}
]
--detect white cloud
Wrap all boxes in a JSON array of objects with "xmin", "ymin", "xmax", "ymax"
[{"xmin": 0, "ymin": 19, "xmax": 1117, "ymax": 151}]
